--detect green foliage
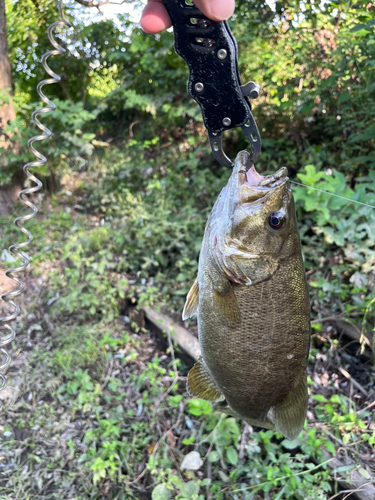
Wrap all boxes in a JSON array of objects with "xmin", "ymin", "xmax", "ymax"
[
  {"xmin": 52, "ymin": 324, "xmax": 107, "ymax": 374},
  {"xmin": 152, "ymin": 476, "xmax": 209, "ymax": 500},
  {"xmin": 57, "ymin": 368, "xmax": 101, "ymax": 412},
  {"xmin": 293, "ymin": 164, "xmax": 375, "ymax": 322},
  {"xmin": 82, "ymin": 140, "xmax": 227, "ymax": 307},
  {"xmin": 0, "ymin": 97, "xmax": 103, "ymax": 185},
  {"xmin": 186, "ymin": 399, "xmax": 213, "ymax": 417},
  {"xmin": 150, "ymin": 416, "xmax": 335, "ymax": 500},
  {"xmin": 234, "ymin": 0, "xmax": 375, "ymax": 176},
  {"xmin": 3, "ymin": 0, "xmax": 375, "ymax": 196},
  {"xmin": 312, "ymin": 393, "xmax": 368, "ymax": 445}
]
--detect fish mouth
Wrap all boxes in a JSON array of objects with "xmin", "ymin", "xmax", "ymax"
[
  {"xmin": 238, "ymin": 150, "xmax": 288, "ymax": 189},
  {"xmin": 215, "ymin": 151, "xmax": 289, "ymax": 218}
]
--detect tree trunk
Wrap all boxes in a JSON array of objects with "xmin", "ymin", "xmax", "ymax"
[
  {"xmin": 0, "ymin": 0, "xmax": 24, "ymax": 212},
  {"xmin": 0, "ymin": 0, "xmax": 16, "ymax": 148}
]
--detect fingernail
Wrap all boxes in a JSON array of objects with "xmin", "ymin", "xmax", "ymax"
[{"xmin": 208, "ymin": 0, "xmax": 235, "ymax": 21}]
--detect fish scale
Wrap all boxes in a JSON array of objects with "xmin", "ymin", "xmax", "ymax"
[{"xmin": 203, "ymin": 255, "xmax": 309, "ymax": 412}]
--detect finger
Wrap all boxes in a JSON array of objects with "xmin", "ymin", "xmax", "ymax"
[
  {"xmin": 140, "ymin": 0, "xmax": 235, "ymax": 34},
  {"xmin": 140, "ymin": 0, "xmax": 171, "ymax": 34},
  {"xmin": 194, "ymin": 0, "xmax": 235, "ymax": 22}
]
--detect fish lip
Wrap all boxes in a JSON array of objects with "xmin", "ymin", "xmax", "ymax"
[{"xmin": 236, "ymin": 150, "xmax": 288, "ymax": 189}]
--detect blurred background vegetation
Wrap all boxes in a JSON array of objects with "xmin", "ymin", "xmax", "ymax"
[{"xmin": 0, "ymin": 0, "xmax": 374, "ymax": 499}]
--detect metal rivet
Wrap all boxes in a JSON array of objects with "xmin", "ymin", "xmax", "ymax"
[
  {"xmin": 222, "ymin": 117, "xmax": 231, "ymax": 127},
  {"xmin": 217, "ymin": 49, "xmax": 227, "ymax": 60},
  {"xmin": 194, "ymin": 82, "xmax": 204, "ymax": 93}
]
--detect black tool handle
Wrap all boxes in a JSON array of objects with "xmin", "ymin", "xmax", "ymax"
[{"xmin": 162, "ymin": 0, "xmax": 251, "ymax": 135}]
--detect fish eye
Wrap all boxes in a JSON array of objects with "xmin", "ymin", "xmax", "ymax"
[{"xmin": 268, "ymin": 211, "xmax": 285, "ymax": 231}]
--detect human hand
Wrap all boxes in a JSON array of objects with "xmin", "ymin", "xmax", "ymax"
[{"xmin": 140, "ymin": 0, "xmax": 235, "ymax": 34}]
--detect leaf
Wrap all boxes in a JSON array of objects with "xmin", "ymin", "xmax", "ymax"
[
  {"xmin": 224, "ymin": 418, "xmax": 241, "ymax": 438},
  {"xmin": 352, "ymin": 29, "xmax": 370, "ymax": 37},
  {"xmin": 180, "ymin": 451, "xmax": 203, "ymax": 471},
  {"xmin": 208, "ymin": 451, "xmax": 220, "ymax": 462},
  {"xmin": 350, "ymin": 24, "xmax": 369, "ymax": 32},
  {"xmin": 274, "ymin": 484, "xmax": 287, "ymax": 500},
  {"xmin": 218, "ymin": 471, "xmax": 229, "ymax": 482},
  {"xmin": 182, "ymin": 436, "xmax": 195, "ymax": 445},
  {"xmin": 281, "ymin": 438, "xmax": 304, "ymax": 449},
  {"xmin": 334, "ymin": 465, "xmax": 356, "ymax": 474},
  {"xmin": 226, "ymin": 446, "xmax": 238, "ymax": 466},
  {"xmin": 337, "ymin": 93, "xmax": 351, "ymax": 104},
  {"xmin": 297, "ymin": 165, "xmax": 324, "ymax": 186},
  {"xmin": 350, "ymin": 125, "xmax": 375, "ymax": 142},
  {"xmin": 312, "ymin": 395, "xmax": 328, "ymax": 403},
  {"xmin": 36, "ymin": 476, "xmax": 43, "ymax": 491},
  {"xmin": 93, "ymin": 468, "xmax": 106, "ymax": 483},
  {"xmin": 152, "ymin": 484, "xmax": 171, "ymax": 500},
  {"xmin": 323, "ymin": 441, "xmax": 336, "ymax": 455},
  {"xmin": 358, "ymin": 468, "xmax": 371, "ymax": 479},
  {"xmin": 187, "ymin": 399, "xmax": 212, "ymax": 416},
  {"xmin": 179, "ymin": 480, "xmax": 200, "ymax": 497},
  {"xmin": 330, "ymin": 395, "xmax": 342, "ymax": 404},
  {"xmin": 290, "ymin": 476, "xmax": 297, "ymax": 489}
]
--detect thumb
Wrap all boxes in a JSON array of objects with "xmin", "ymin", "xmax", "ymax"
[{"xmin": 194, "ymin": 0, "xmax": 235, "ymax": 21}]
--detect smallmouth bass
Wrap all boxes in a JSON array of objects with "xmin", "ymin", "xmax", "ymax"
[{"xmin": 183, "ymin": 150, "xmax": 310, "ymax": 440}]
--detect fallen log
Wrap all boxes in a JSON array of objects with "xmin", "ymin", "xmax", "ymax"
[
  {"xmin": 144, "ymin": 307, "xmax": 200, "ymax": 362},
  {"xmin": 335, "ymin": 320, "xmax": 373, "ymax": 351},
  {"xmin": 320, "ymin": 448, "xmax": 375, "ymax": 500},
  {"xmin": 313, "ymin": 316, "xmax": 373, "ymax": 358}
]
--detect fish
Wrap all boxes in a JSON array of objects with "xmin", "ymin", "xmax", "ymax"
[{"xmin": 182, "ymin": 150, "xmax": 310, "ymax": 440}]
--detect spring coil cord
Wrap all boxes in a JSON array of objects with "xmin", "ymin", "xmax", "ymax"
[{"xmin": 0, "ymin": 1, "xmax": 70, "ymax": 404}]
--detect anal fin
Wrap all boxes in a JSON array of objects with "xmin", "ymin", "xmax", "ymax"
[
  {"xmin": 182, "ymin": 278, "xmax": 199, "ymax": 320},
  {"xmin": 187, "ymin": 357, "xmax": 224, "ymax": 402},
  {"xmin": 273, "ymin": 373, "xmax": 308, "ymax": 441}
]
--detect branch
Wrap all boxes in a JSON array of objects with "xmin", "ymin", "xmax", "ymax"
[
  {"xmin": 74, "ymin": 0, "xmax": 110, "ymax": 7},
  {"xmin": 74, "ymin": 0, "xmax": 129, "ymax": 7}
]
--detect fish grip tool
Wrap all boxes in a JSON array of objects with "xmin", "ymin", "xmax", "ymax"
[
  {"xmin": 0, "ymin": 1, "xmax": 70, "ymax": 403},
  {"xmin": 161, "ymin": 0, "xmax": 261, "ymax": 168}
]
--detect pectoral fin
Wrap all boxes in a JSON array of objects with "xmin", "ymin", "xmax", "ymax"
[
  {"xmin": 210, "ymin": 275, "xmax": 241, "ymax": 325},
  {"xmin": 182, "ymin": 279, "xmax": 199, "ymax": 320},
  {"xmin": 187, "ymin": 357, "xmax": 225, "ymax": 402},
  {"xmin": 273, "ymin": 374, "xmax": 308, "ymax": 441}
]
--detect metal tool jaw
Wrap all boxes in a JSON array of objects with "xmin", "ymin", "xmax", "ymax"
[{"xmin": 161, "ymin": 0, "xmax": 261, "ymax": 168}]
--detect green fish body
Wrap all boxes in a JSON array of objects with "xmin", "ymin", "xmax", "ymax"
[{"xmin": 183, "ymin": 151, "xmax": 310, "ymax": 440}]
